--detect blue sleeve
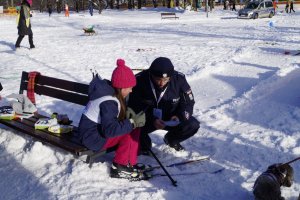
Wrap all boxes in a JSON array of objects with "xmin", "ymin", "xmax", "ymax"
[{"xmin": 100, "ymin": 100, "xmax": 133, "ymax": 138}]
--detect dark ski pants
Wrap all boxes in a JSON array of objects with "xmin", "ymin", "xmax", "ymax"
[
  {"xmin": 140, "ymin": 116, "xmax": 200, "ymax": 150},
  {"xmin": 15, "ymin": 34, "xmax": 34, "ymax": 48}
]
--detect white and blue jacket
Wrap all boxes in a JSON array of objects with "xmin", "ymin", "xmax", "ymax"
[{"xmin": 75, "ymin": 76, "xmax": 133, "ymax": 151}]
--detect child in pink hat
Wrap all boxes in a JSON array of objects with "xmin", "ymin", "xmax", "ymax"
[
  {"xmin": 27, "ymin": 0, "xmax": 32, "ymax": 6},
  {"xmin": 76, "ymin": 59, "xmax": 150, "ymax": 181}
]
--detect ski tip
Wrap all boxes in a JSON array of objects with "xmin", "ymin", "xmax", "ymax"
[{"xmin": 213, "ymin": 168, "xmax": 225, "ymax": 174}]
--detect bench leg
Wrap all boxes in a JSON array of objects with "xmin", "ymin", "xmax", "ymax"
[
  {"xmin": 85, "ymin": 147, "xmax": 116, "ymax": 168},
  {"xmin": 86, "ymin": 150, "xmax": 108, "ymax": 168}
]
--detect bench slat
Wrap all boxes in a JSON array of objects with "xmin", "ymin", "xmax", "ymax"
[
  {"xmin": 20, "ymin": 71, "xmax": 89, "ymax": 95},
  {"xmin": 34, "ymin": 85, "xmax": 89, "ymax": 106},
  {"xmin": 0, "ymin": 118, "xmax": 88, "ymax": 154}
]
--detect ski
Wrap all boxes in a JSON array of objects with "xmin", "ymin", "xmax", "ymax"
[
  {"xmin": 151, "ymin": 167, "xmax": 225, "ymax": 177},
  {"xmin": 144, "ymin": 156, "xmax": 210, "ymax": 172},
  {"xmin": 284, "ymin": 50, "xmax": 300, "ymax": 56}
]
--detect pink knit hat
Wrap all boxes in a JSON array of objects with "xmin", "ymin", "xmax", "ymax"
[
  {"xmin": 111, "ymin": 59, "xmax": 136, "ymax": 89},
  {"xmin": 27, "ymin": 0, "xmax": 32, "ymax": 6}
]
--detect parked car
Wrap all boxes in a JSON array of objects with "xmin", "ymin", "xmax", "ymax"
[{"xmin": 238, "ymin": 0, "xmax": 275, "ymax": 19}]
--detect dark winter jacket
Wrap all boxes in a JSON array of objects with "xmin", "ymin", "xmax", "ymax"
[
  {"xmin": 17, "ymin": 1, "xmax": 32, "ymax": 36},
  {"xmin": 75, "ymin": 76, "xmax": 134, "ymax": 151},
  {"xmin": 128, "ymin": 69, "xmax": 195, "ymax": 128},
  {"xmin": 0, "ymin": 82, "xmax": 2, "ymax": 91}
]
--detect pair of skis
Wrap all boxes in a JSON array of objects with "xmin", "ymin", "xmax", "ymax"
[{"xmin": 143, "ymin": 156, "xmax": 224, "ymax": 178}]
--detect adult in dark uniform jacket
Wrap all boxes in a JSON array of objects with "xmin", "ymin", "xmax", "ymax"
[
  {"xmin": 128, "ymin": 57, "xmax": 200, "ymax": 152},
  {"xmin": 15, "ymin": 0, "xmax": 35, "ymax": 49}
]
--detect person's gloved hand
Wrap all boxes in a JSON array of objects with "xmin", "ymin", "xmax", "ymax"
[
  {"xmin": 129, "ymin": 111, "xmax": 146, "ymax": 128},
  {"xmin": 126, "ymin": 107, "xmax": 136, "ymax": 119}
]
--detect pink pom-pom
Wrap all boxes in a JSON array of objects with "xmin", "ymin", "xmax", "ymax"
[{"xmin": 116, "ymin": 59, "xmax": 125, "ymax": 67}]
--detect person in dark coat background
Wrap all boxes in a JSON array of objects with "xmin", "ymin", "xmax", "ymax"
[
  {"xmin": 128, "ymin": 57, "xmax": 200, "ymax": 153},
  {"xmin": 75, "ymin": 59, "xmax": 148, "ymax": 181},
  {"xmin": 0, "ymin": 82, "xmax": 2, "ymax": 100},
  {"xmin": 15, "ymin": 0, "xmax": 35, "ymax": 49},
  {"xmin": 88, "ymin": 0, "xmax": 94, "ymax": 16},
  {"xmin": 47, "ymin": 0, "xmax": 53, "ymax": 17}
]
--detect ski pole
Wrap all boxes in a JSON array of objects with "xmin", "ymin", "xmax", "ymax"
[
  {"xmin": 152, "ymin": 167, "xmax": 225, "ymax": 177},
  {"xmin": 282, "ymin": 156, "xmax": 300, "ymax": 166},
  {"xmin": 145, "ymin": 156, "xmax": 210, "ymax": 171},
  {"xmin": 146, "ymin": 146, "xmax": 178, "ymax": 187}
]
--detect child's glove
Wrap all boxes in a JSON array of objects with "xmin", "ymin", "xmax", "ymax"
[
  {"xmin": 126, "ymin": 107, "xmax": 136, "ymax": 119},
  {"xmin": 129, "ymin": 111, "xmax": 146, "ymax": 128}
]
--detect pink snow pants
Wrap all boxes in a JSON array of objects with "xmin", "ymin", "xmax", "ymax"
[{"xmin": 101, "ymin": 128, "xmax": 140, "ymax": 166}]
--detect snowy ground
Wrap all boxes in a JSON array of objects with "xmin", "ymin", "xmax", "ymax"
[{"xmin": 0, "ymin": 5, "xmax": 300, "ymax": 200}]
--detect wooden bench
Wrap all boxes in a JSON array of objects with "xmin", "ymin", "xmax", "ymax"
[
  {"xmin": 0, "ymin": 71, "xmax": 115, "ymax": 167},
  {"xmin": 161, "ymin": 12, "xmax": 179, "ymax": 20}
]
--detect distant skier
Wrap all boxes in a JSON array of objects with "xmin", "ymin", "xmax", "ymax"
[{"xmin": 253, "ymin": 163, "xmax": 294, "ymax": 200}]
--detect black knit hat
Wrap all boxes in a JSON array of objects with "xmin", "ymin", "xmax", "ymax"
[{"xmin": 149, "ymin": 57, "xmax": 174, "ymax": 78}]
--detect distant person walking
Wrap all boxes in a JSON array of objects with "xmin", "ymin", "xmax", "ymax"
[
  {"xmin": 0, "ymin": 82, "xmax": 2, "ymax": 100},
  {"xmin": 285, "ymin": 1, "xmax": 289, "ymax": 13},
  {"xmin": 272, "ymin": 0, "xmax": 278, "ymax": 13},
  {"xmin": 88, "ymin": 0, "xmax": 93, "ymax": 16},
  {"xmin": 231, "ymin": 0, "xmax": 236, "ymax": 11},
  {"xmin": 47, "ymin": 0, "xmax": 53, "ymax": 17},
  {"xmin": 289, "ymin": 0, "xmax": 295, "ymax": 12},
  {"xmin": 15, "ymin": 0, "xmax": 35, "ymax": 49},
  {"xmin": 56, "ymin": 0, "xmax": 61, "ymax": 13},
  {"xmin": 75, "ymin": 0, "xmax": 79, "ymax": 13},
  {"xmin": 65, "ymin": 4, "xmax": 69, "ymax": 17}
]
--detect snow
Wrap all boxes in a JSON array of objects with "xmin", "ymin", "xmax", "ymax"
[{"xmin": 1, "ymin": 5, "xmax": 300, "ymax": 200}]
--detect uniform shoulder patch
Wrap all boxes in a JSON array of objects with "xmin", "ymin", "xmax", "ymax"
[{"xmin": 186, "ymin": 89, "xmax": 194, "ymax": 101}]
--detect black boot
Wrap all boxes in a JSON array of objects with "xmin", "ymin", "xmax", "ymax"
[
  {"xmin": 29, "ymin": 34, "xmax": 35, "ymax": 49},
  {"xmin": 15, "ymin": 35, "xmax": 24, "ymax": 48},
  {"xmin": 110, "ymin": 162, "xmax": 150, "ymax": 181},
  {"xmin": 164, "ymin": 135, "xmax": 185, "ymax": 151}
]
